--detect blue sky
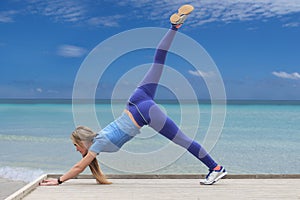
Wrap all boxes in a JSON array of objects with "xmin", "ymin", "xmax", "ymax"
[{"xmin": 1, "ymin": 0, "xmax": 300, "ymax": 100}]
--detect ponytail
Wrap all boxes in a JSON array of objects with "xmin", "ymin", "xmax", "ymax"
[{"xmin": 88, "ymin": 157, "xmax": 112, "ymax": 184}]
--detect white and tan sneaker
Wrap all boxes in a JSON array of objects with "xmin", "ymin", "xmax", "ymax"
[
  {"xmin": 170, "ymin": 4, "xmax": 194, "ymax": 28},
  {"xmin": 200, "ymin": 166, "xmax": 227, "ymax": 185}
]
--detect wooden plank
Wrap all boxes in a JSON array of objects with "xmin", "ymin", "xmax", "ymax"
[
  {"xmin": 47, "ymin": 173, "xmax": 300, "ymax": 179},
  {"xmin": 5, "ymin": 174, "xmax": 47, "ymax": 200},
  {"xmin": 22, "ymin": 178, "xmax": 300, "ymax": 200},
  {"xmin": 7, "ymin": 174, "xmax": 300, "ymax": 200}
]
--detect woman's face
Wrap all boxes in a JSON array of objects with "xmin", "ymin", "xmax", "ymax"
[{"xmin": 73, "ymin": 142, "xmax": 88, "ymax": 156}]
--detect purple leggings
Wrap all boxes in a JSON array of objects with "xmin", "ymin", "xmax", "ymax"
[{"xmin": 126, "ymin": 27, "xmax": 218, "ymax": 170}]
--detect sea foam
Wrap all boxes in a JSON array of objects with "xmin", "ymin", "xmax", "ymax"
[{"xmin": 0, "ymin": 166, "xmax": 44, "ymax": 183}]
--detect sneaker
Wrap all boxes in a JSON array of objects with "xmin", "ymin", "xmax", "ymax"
[
  {"xmin": 200, "ymin": 166, "xmax": 227, "ymax": 185},
  {"xmin": 170, "ymin": 4, "xmax": 194, "ymax": 28}
]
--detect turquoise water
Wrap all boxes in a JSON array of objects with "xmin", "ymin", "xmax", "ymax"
[{"xmin": 0, "ymin": 100, "xmax": 299, "ymax": 182}]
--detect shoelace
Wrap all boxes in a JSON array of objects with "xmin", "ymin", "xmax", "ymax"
[{"xmin": 205, "ymin": 169, "xmax": 213, "ymax": 179}]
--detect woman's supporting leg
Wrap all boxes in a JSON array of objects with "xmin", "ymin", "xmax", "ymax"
[{"xmin": 146, "ymin": 103, "xmax": 218, "ymax": 170}]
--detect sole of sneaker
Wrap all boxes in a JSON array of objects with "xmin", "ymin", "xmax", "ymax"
[
  {"xmin": 170, "ymin": 13, "xmax": 181, "ymax": 24},
  {"xmin": 178, "ymin": 4, "xmax": 194, "ymax": 16}
]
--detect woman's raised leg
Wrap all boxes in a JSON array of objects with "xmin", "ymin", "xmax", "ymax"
[{"xmin": 137, "ymin": 26, "xmax": 178, "ymax": 99}]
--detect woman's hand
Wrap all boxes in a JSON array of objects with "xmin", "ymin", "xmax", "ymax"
[
  {"xmin": 39, "ymin": 151, "xmax": 96, "ymax": 186},
  {"xmin": 39, "ymin": 178, "xmax": 59, "ymax": 186}
]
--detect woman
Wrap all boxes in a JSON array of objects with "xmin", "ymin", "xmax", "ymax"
[{"xmin": 40, "ymin": 4, "xmax": 227, "ymax": 186}]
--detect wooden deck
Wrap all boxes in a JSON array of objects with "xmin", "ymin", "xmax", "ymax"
[{"xmin": 6, "ymin": 174, "xmax": 300, "ymax": 200}]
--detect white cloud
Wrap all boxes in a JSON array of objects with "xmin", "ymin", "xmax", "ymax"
[
  {"xmin": 12, "ymin": 0, "xmax": 300, "ymax": 26},
  {"xmin": 283, "ymin": 22, "xmax": 300, "ymax": 28},
  {"xmin": 88, "ymin": 15, "xmax": 123, "ymax": 27},
  {"xmin": 26, "ymin": 0, "xmax": 86, "ymax": 23},
  {"xmin": 116, "ymin": 0, "xmax": 300, "ymax": 26},
  {"xmin": 189, "ymin": 70, "xmax": 214, "ymax": 78},
  {"xmin": 0, "ymin": 10, "xmax": 18, "ymax": 23},
  {"xmin": 272, "ymin": 71, "xmax": 300, "ymax": 80},
  {"xmin": 25, "ymin": 0, "xmax": 125, "ymax": 27},
  {"xmin": 57, "ymin": 45, "xmax": 87, "ymax": 58},
  {"xmin": 36, "ymin": 88, "xmax": 43, "ymax": 93}
]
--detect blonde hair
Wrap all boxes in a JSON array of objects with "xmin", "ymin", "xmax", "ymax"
[{"xmin": 71, "ymin": 126, "xmax": 112, "ymax": 184}]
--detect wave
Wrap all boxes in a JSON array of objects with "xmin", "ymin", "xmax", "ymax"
[
  {"xmin": 0, "ymin": 166, "xmax": 44, "ymax": 183},
  {"xmin": 0, "ymin": 134, "xmax": 67, "ymax": 143}
]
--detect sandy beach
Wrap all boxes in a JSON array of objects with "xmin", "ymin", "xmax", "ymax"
[{"xmin": 0, "ymin": 178, "xmax": 27, "ymax": 199}]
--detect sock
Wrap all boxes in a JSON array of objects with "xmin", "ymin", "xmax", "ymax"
[{"xmin": 213, "ymin": 165, "xmax": 221, "ymax": 171}]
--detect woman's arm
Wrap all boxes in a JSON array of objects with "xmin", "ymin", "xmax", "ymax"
[{"xmin": 40, "ymin": 151, "xmax": 96, "ymax": 186}]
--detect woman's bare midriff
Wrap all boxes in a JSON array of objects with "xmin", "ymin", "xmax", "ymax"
[{"xmin": 124, "ymin": 109, "xmax": 141, "ymax": 129}]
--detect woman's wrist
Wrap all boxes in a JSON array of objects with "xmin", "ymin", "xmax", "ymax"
[{"xmin": 57, "ymin": 177, "xmax": 63, "ymax": 184}]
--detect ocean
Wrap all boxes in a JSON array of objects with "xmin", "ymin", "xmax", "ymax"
[{"xmin": 0, "ymin": 100, "xmax": 299, "ymax": 183}]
